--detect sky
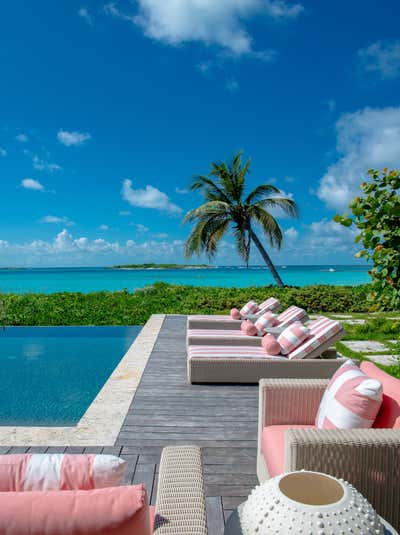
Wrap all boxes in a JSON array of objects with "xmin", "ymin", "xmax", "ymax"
[{"xmin": 1, "ymin": 0, "xmax": 400, "ymax": 267}]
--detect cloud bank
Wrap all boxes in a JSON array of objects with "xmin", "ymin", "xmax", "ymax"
[{"xmin": 122, "ymin": 179, "xmax": 182, "ymax": 213}]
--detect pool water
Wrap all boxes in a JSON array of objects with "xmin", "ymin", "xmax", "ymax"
[{"xmin": 0, "ymin": 326, "xmax": 141, "ymax": 426}]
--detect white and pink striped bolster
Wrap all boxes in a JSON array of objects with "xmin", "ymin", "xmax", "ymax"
[
  {"xmin": 316, "ymin": 360, "xmax": 382, "ymax": 429},
  {"xmin": 254, "ymin": 312, "xmax": 278, "ymax": 335},
  {"xmin": 257, "ymin": 297, "xmax": 281, "ymax": 314},
  {"xmin": 239, "ymin": 300, "xmax": 258, "ymax": 316},
  {"xmin": 0, "ymin": 454, "xmax": 126, "ymax": 491}
]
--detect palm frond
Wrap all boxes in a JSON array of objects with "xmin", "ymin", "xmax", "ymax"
[
  {"xmin": 183, "ymin": 201, "xmax": 230, "ymax": 224},
  {"xmin": 253, "ymin": 196, "xmax": 299, "ymax": 218},
  {"xmin": 190, "ymin": 175, "xmax": 231, "ymax": 203},
  {"xmin": 250, "ymin": 205, "xmax": 283, "ymax": 248},
  {"xmin": 245, "ymin": 184, "xmax": 280, "ymax": 204},
  {"xmin": 233, "ymin": 227, "xmax": 251, "ymax": 265}
]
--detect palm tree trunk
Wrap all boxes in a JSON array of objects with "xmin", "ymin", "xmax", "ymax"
[{"xmin": 249, "ymin": 229, "xmax": 285, "ymax": 287}]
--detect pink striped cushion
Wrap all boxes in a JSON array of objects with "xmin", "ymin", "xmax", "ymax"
[
  {"xmin": 187, "ymin": 345, "xmax": 286, "ymax": 360},
  {"xmin": 316, "ymin": 360, "xmax": 383, "ymax": 429},
  {"xmin": 239, "ymin": 300, "xmax": 258, "ymax": 316},
  {"xmin": 288, "ymin": 317, "xmax": 343, "ymax": 360},
  {"xmin": 257, "ymin": 297, "xmax": 281, "ymax": 314},
  {"xmin": 277, "ymin": 322, "xmax": 310, "ymax": 355},
  {"xmin": 276, "ymin": 306, "xmax": 308, "ymax": 328},
  {"xmin": 0, "ymin": 454, "xmax": 126, "ymax": 492},
  {"xmin": 254, "ymin": 312, "xmax": 278, "ymax": 335}
]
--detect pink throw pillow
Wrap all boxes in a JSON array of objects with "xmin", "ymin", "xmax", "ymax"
[
  {"xmin": 316, "ymin": 360, "xmax": 383, "ymax": 429},
  {"xmin": 0, "ymin": 454, "xmax": 126, "ymax": 492},
  {"xmin": 361, "ymin": 361, "xmax": 400, "ymax": 428},
  {"xmin": 277, "ymin": 322, "xmax": 310, "ymax": 355},
  {"xmin": 230, "ymin": 308, "xmax": 241, "ymax": 320},
  {"xmin": 262, "ymin": 334, "xmax": 281, "ymax": 355},
  {"xmin": 0, "ymin": 485, "xmax": 152, "ymax": 535},
  {"xmin": 254, "ymin": 312, "xmax": 278, "ymax": 335},
  {"xmin": 240, "ymin": 319, "xmax": 257, "ymax": 336}
]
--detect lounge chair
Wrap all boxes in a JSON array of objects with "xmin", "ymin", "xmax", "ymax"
[
  {"xmin": 187, "ymin": 297, "xmax": 281, "ymax": 330},
  {"xmin": 187, "ymin": 305, "xmax": 308, "ymax": 346},
  {"xmin": 257, "ymin": 362, "xmax": 400, "ymax": 529},
  {"xmin": 187, "ymin": 317, "xmax": 348, "ymax": 383}
]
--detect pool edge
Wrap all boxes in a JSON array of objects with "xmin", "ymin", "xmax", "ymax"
[{"xmin": 0, "ymin": 314, "xmax": 165, "ymax": 446}]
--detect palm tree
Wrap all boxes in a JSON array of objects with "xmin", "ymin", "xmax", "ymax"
[{"xmin": 183, "ymin": 152, "xmax": 298, "ymax": 287}]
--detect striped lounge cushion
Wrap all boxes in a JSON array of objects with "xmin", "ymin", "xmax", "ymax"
[
  {"xmin": 240, "ymin": 300, "xmax": 259, "ymax": 316},
  {"xmin": 257, "ymin": 297, "xmax": 281, "ymax": 314},
  {"xmin": 276, "ymin": 305, "xmax": 308, "ymax": 328},
  {"xmin": 187, "ymin": 329, "xmax": 248, "ymax": 339},
  {"xmin": 288, "ymin": 317, "xmax": 343, "ymax": 360},
  {"xmin": 187, "ymin": 345, "xmax": 286, "ymax": 360},
  {"xmin": 277, "ymin": 322, "xmax": 310, "ymax": 355},
  {"xmin": 0, "ymin": 454, "xmax": 126, "ymax": 492},
  {"xmin": 316, "ymin": 360, "xmax": 383, "ymax": 429},
  {"xmin": 254, "ymin": 312, "xmax": 278, "ymax": 335}
]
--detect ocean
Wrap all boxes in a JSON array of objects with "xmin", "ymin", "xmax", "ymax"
[{"xmin": 0, "ymin": 266, "xmax": 370, "ymax": 294}]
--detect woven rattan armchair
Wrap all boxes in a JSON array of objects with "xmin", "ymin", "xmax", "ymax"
[
  {"xmin": 257, "ymin": 378, "xmax": 400, "ymax": 530},
  {"xmin": 155, "ymin": 445, "xmax": 208, "ymax": 534}
]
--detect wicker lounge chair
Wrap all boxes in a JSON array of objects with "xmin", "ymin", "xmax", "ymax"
[
  {"xmin": 187, "ymin": 305, "xmax": 308, "ymax": 346},
  {"xmin": 257, "ymin": 364, "xmax": 400, "ymax": 529},
  {"xmin": 187, "ymin": 297, "xmax": 281, "ymax": 330},
  {"xmin": 187, "ymin": 318, "xmax": 347, "ymax": 383}
]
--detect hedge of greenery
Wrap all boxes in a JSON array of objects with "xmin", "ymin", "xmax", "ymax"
[{"xmin": 0, "ymin": 282, "xmax": 396, "ymax": 326}]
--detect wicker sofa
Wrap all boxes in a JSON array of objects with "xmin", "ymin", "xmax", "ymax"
[
  {"xmin": 155, "ymin": 445, "xmax": 207, "ymax": 534},
  {"xmin": 257, "ymin": 366, "xmax": 400, "ymax": 529}
]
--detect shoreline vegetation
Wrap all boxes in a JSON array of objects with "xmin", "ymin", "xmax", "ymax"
[
  {"xmin": 109, "ymin": 263, "xmax": 212, "ymax": 270},
  {"xmin": 0, "ymin": 282, "xmax": 399, "ymax": 327}
]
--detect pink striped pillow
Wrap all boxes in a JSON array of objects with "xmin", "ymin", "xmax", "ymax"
[
  {"xmin": 277, "ymin": 306, "xmax": 308, "ymax": 328},
  {"xmin": 277, "ymin": 322, "xmax": 310, "ymax": 355},
  {"xmin": 254, "ymin": 312, "xmax": 278, "ymax": 335},
  {"xmin": 257, "ymin": 297, "xmax": 281, "ymax": 314},
  {"xmin": 316, "ymin": 360, "xmax": 383, "ymax": 429},
  {"xmin": 288, "ymin": 318, "xmax": 343, "ymax": 360},
  {"xmin": 239, "ymin": 300, "xmax": 258, "ymax": 316},
  {"xmin": 0, "ymin": 454, "xmax": 126, "ymax": 492}
]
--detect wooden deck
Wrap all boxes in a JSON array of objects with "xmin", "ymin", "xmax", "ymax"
[{"xmin": 2, "ymin": 315, "xmax": 259, "ymax": 534}]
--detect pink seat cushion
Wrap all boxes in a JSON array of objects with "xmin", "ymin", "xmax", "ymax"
[
  {"xmin": 261, "ymin": 425, "xmax": 314, "ymax": 477},
  {"xmin": 0, "ymin": 485, "xmax": 152, "ymax": 535},
  {"xmin": 361, "ymin": 361, "xmax": 400, "ymax": 429}
]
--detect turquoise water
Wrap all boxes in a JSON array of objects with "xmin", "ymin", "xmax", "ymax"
[
  {"xmin": 0, "ymin": 266, "xmax": 370, "ymax": 293},
  {"xmin": 0, "ymin": 326, "xmax": 141, "ymax": 426}
]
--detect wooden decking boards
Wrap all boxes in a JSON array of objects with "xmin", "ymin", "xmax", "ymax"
[{"xmin": 5, "ymin": 315, "xmax": 259, "ymax": 534}]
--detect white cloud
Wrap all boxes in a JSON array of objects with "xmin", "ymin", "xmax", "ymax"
[
  {"xmin": 130, "ymin": 223, "xmax": 149, "ymax": 232},
  {"xmin": 99, "ymin": 224, "xmax": 109, "ymax": 230},
  {"xmin": 41, "ymin": 215, "xmax": 75, "ymax": 226},
  {"xmin": 119, "ymin": 210, "xmax": 131, "ymax": 216},
  {"xmin": 152, "ymin": 232, "xmax": 168, "ymax": 239},
  {"xmin": 175, "ymin": 187, "xmax": 189, "ymax": 194},
  {"xmin": 358, "ymin": 40, "xmax": 400, "ymax": 79},
  {"xmin": 33, "ymin": 155, "xmax": 62, "ymax": 172},
  {"xmin": 0, "ymin": 148, "xmax": 7, "ymax": 156},
  {"xmin": 284, "ymin": 226, "xmax": 298, "ymax": 240},
  {"xmin": 57, "ymin": 130, "xmax": 91, "ymax": 146},
  {"xmin": 15, "ymin": 133, "xmax": 28, "ymax": 143},
  {"xmin": 122, "ymin": 179, "xmax": 182, "ymax": 213},
  {"xmin": 78, "ymin": 7, "xmax": 93, "ymax": 25},
  {"xmin": 21, "ymin": 178, "xmax": 44, "ymax": 191},
  {"xmin": 317, "ymin": 106, "xmax": 400, "ymax": 210},
  {"xmin": 104, "ymin": 0, "xmax": 302, "ymax": 57}
]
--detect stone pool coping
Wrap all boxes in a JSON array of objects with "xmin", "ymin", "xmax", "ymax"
[{"xmin": 0, "ymin": 314, "xmax": 165, "ymax": 446}]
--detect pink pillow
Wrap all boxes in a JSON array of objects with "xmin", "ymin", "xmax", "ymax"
[
  {"xmin": 254, "ymin": 312, "xmax": 278, "ymax": 335},
  {"xmin": 277, "ymin": 322, "xmax": 310, "ymax": 355},
  {"xmin": 0, "ymin": 485, "xmax": 152, "ymax": 535},
  {"xmin": 316, "ymin": 360, "xmax": 383, "ymax": 429},
  {"xmin": 230, "ymin": 308, "xmax": 241, "ymax": 320},
  {"xmin": 239, "ymin": 300, "xmax": 258, "ymax": 317},
  {"xmin": 240, "ymin": 319, "xmax": 257, "ymax": 336},
  {"xmin": 0, "ymin": 454, "xmax": 126, "ymax": 492},
  {"xmin": 360, "ymin": 361, "xmax": 400, "ymax": 429},
  {"xmin": 262, "ymin": 334, "xmax": 281, "ymax": 355}
]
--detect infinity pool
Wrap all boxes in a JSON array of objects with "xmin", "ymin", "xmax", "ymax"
[{"xmin": 0, "ymin": 326, "xmax": 141, "ymax": 426}]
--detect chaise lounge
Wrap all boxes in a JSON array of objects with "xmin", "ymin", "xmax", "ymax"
[
  {"xmin": 188, "ymin": 317, "xmax": 348, "ymax": 383},
  {"xmin": 257, "ymin": 362, "xmax": 400, "ymax": 529}
]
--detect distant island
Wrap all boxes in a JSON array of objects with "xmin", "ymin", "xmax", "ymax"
[{"xmin": 110, "ymin": 263, "xmax": 213, "ymax": 270}]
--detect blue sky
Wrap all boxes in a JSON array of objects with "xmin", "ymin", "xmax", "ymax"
[{"xmin": 1, "ymin": 0, "xmax": 400, "ymax": 266}]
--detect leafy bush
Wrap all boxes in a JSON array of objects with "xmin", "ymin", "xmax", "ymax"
[
  {"xmin": 334, "ymin": 169, "xmax": 400, "ymax": 310},
  {"xmin": 0, "ymin": 282, "xmax": 396, "ymax": 326}
]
